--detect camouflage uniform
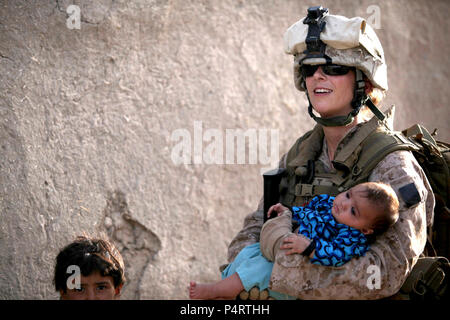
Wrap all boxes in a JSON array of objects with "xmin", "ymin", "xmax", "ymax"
[{"xmin": 227, "ymin": 112, "xmax": 435, "ymax": 299}]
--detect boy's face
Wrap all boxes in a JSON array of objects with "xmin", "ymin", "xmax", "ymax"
[
  {"xmin": 331, "ymin": 184, "xmax": 378, "ymax": 235},
  {"xmin": 60, "ymin": 271, "xmax": 122, "ymax": 300}
]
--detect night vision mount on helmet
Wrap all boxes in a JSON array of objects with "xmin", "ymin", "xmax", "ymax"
[{"xmin": 285, "ymin": 6, "xmax": 387, "ymax": 127}]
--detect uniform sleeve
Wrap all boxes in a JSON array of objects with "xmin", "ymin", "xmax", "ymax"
[
  {"xmin": 310, "ymin": 228, "xmax": 369, "ymax": 267},
  {"xmin": 226, "ymin": 154, "xmax": 288, "ymax": 263},
  {"xmin": 259, "ymin": 209, "xmax": 294, "ymax": 262},
  {"xmin": 226, "ymin": 196, "xmax": 264, "ymax": 263},
  {"xmin": 268, "ymin": 150, "xmax": 435, "ymax": 299}
]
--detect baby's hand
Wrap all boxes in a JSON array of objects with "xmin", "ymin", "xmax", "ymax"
[
  {"xmin": 280, "ymin": 234, "xmax": 312, "ymax": 255},
  {"xmin": 267, "ymin": 203, "xmax": 290, "ymax": 218}
]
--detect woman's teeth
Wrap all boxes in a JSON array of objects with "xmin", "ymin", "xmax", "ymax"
[{"xmin": 314, "ymin": 88, "xmax": 332, "ymax": 93}]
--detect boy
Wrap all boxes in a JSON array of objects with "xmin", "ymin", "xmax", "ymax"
[
  {"xmin": 189, "ymin": 182, "xmax": 399, "ymax": 299},
  {"xmin": 54, "ymin": 235, "xmax": 125, "ymax": 300}
]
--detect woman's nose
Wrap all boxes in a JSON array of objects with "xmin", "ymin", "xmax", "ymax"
[{"xmin": 312, "ymin": 66, "xmax": 326, "ymax": 79}]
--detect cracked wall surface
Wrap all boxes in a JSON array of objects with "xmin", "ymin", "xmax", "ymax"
[
  {"xmin": 103, "ymin": 190, "xmax": 161, "ymax": 299},
  {"xmin": 0, "ymin": 0, "xmax": 449, "ymax": 299}
]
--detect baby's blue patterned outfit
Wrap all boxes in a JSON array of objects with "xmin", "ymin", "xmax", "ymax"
[{"xmin": 292, "ymin": 194, "xmax": 369, "ymax": 267}]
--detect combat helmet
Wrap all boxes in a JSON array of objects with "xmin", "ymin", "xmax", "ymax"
[{"xmin": 285, "ymin": 6, "xmax": 388, "ymax": 126}]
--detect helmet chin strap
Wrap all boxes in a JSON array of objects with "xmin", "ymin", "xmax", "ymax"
[
  {"xmin": 307, "ymin": 102, "xmax": 358, "ymax": 127},
  {"xmin": 305, "ymin": 69, "xmax": 385, "ymax": 127}
]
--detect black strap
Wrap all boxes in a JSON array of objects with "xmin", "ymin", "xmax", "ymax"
[
  {"xmin": 365, "ymin": 97, "xmax": 386, "ymax": 121},
  {"xmin": 307, "ymin": 104, "xmax": 356, "ymax": 127},
  {"xmin": 302, "ymin": 239, "xmax": 316, "ymax": 257}
]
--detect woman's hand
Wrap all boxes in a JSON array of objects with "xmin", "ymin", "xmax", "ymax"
[
  {"xmin": 280, "ymin": 234, "xmax": 312, "ymax": 256},
  {"xmin": 267, "ymin": 203, "xmax": 290, "ymax": 218}
]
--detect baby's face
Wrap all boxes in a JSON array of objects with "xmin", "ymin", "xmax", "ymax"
[{"xmin": 331, "ymin": 184, "xmax": 378, "ymax": 235}]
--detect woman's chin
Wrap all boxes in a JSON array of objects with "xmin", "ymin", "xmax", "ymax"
[
  {"xmin": 310, "ymin": 99, "xmax": 353, "ymax": 118},
  {"xmin": 314, "ymin": 107, "xmax": 353, "ymax": 119}
]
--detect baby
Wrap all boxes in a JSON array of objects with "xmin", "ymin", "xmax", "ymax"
[{"xmin": 189, "ymin": 181, "xmax": 399, "ymax": 300}]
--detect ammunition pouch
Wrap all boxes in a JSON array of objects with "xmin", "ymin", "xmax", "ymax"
[{"xmin": 398, "ymin": 257, "xmax": 450, "ymax": 300}]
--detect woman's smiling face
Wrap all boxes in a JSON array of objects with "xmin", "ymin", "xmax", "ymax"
[{"xmin": 305, "ymin": 66, "xmax": 355, "ymax": 118}]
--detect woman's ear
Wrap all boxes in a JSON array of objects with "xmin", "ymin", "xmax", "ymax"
[{"xmin": 364, "ymin": 78, "xmax": 373, "ymax": 95}]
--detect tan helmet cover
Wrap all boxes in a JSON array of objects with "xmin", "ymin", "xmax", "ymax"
[{"xmin": 284, "ymin": 14, "xmax": 388, "ymax": 91}]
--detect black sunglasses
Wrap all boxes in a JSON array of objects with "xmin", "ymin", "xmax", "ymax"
[{"xmin": 300, "ymin": 64, "xmax": 353, "ymax": 78}]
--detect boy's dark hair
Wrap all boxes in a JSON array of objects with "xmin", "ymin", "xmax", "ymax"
[
  {"xmin": 359, "ymin": 182, "xmax": 400, "ymax": 239},
  {"xmin": 54, "ymin": 236, "xmax": 125, "ymax": 292}
]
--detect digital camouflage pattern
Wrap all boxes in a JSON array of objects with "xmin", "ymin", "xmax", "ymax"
[{"xmin": 227, "ymin": 119, "xmax": 434, "ymax": 299}]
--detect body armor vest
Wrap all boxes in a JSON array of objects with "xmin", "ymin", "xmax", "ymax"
[{"xmin": 278, "ymin": 113, "xmax": 412, "ymax": 208}]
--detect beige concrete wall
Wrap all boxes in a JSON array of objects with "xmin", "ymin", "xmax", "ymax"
[{"xmin": 0, "ymin": 0, "xmax": 448, "ymax": 299}]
